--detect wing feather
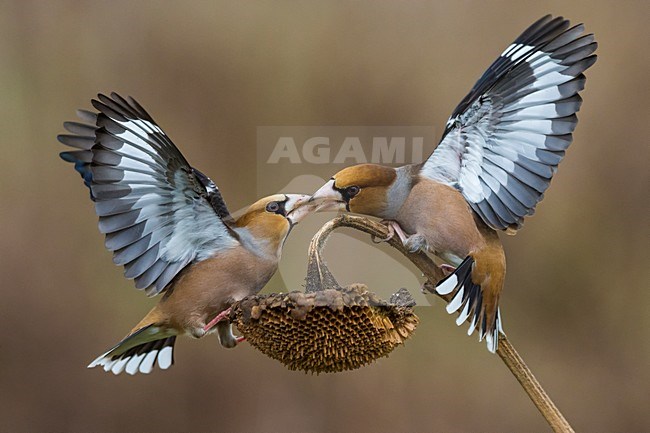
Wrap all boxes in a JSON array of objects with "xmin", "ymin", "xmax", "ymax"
[
  {"xmin": 58, "ymin": 93, "xmax": 239, "ymax": 295},
  {"xmin": 421, "ymin": 16, "xmax": 596, "ymax": 231}
]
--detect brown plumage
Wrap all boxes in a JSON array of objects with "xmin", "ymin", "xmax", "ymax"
[
  {"xmin": 131, "ymin": 195, "xmax": 296, "ymax": 342},
  {"xmin": 311, "ymin": 165, "xmax": 507, "ymax": 351},
  {"xmin": 58, "ymin": 92, "xmax": 316, "ymax": 374},
  {"xmin": 308, "ymin": 16, "xmax": 597, "ymax": 352}
]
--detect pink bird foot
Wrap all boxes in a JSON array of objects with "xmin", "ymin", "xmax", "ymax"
[
  {"xmin": 377, "ymin": 220, "xmax": 427, "ymax": 253},
  {"xmin": 440, "ymin": 263, "xmax": 456, "ymax": 276},
  {"xmin": 378, "ymin": 220, "xmax": 411, "ymax": 244},
  {"xmin": 203, "ymin": 307, "xmax": 232, "ymax": 332}
]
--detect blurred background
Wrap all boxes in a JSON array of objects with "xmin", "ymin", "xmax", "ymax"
[{"xmin": 1, "ymin": 1, "xmax": 648, "ymax": 432}]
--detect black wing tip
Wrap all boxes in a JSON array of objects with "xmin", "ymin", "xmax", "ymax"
[
  {"xmin": 447, "ymin": 15, "xmax": 595, "ymax": 127},
  {"xmin": 96, "ymin": 91, "xmax": 129, "ymax": 103},
  {"xmin": 92, "ymin": 92, "xmax": 155, "ymax": 124},
  {"xmin": 91, "ymin": 98, "xmax": 127, "ymax": 121},
  {"xmin": 513, "ymin": 15, "xmax": 565, "ymax": 45},
  {"xmin": 56, "ymin": 134, "xmax": 69, "ymax": 145},
  {"xmin": 59, "ymin": 150, "xmax": 76, "ymax": 163}
]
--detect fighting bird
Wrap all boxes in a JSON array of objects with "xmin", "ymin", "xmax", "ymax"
[
  {"xmin": 308, "ymin": 16, "xmax": 597, "ymax": 352},
  {"xmin": 58, "ymin": 93, "xmax": 314, "ymax": 374}
]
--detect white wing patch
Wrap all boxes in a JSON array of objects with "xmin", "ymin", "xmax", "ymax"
[
  {"xmin": 162, "ymin": 172, "xmax": 238, "ymax": 264},
  {"xmin": 58, "ymin": 93, "xmax": 240, "ymax": 296},
  {"xmin": 501, "ymin": 43, "xmax": 535, "ymax": 61},
  {"xmin": 420, "ymin": 17, "xmax": 596, "ymax": 231}
]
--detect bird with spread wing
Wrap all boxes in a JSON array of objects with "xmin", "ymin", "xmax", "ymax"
[
  {"xmin": 308, "ymin": 15, "xmax": 597, "ymax": 352},
  {"xmin": 58, "ymin": 93, "xmax": 314, "ymax": 375}
]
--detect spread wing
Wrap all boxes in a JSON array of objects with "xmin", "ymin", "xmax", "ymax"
[
  {"xmin": 58, "ymin": 93, "xmax": 239, "ymax": 296},
  {"xmin": 420, "ymin": 15, "xmax": 597, "ymax": 232}
]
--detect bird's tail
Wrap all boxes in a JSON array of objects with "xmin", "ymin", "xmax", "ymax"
[
  {"xmin": 88, "ymin": 324, "xmax": 178, "ymax": 375},
  {"xmin": 435, "ymin": 256, "xmax": 504, "ymax": 353}
]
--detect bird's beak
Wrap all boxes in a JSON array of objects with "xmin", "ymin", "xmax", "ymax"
[
  {"xmin": 309, "ymin": 179, "xmax": 346, "ymax": 212},
  {"xmin": 285, "ymin": 194, "xmax": 317, "ymax": 225}
]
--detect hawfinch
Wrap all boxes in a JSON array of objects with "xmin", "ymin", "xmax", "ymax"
[
  {"xmin": 58, "ymin": 93, "xmax": 313, "ymax": 375},
  {"xmin": 309, "ymin": 16, "xmax": 597, "ymax": 352}
]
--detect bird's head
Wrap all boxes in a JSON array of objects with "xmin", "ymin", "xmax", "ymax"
[
  {"xmin": 234, "ymin": 194, "xmax": 315, "ymax": 250},
  {"xmin": 309, "ymin": 164, "xmax": 397, "ymax": 217}
]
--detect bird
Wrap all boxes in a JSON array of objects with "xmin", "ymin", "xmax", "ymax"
[
  {"xmin": 57, "ymin": 92, "xmax": 315, "ymax": 375},
  {"xmin": 307, "ymin": 15, "xmax": 597, "ymax": 352}
]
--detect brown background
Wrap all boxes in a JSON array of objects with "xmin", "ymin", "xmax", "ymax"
[{"xmin": 1, "ymin": 1, "xmax": 648, "ymax": 432}]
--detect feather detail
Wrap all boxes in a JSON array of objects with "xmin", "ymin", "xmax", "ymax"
[
  {"xmin": 58, "ymin": 92, "xmax": 240, "ymax": 296},
  {"xmin": 435, "ymin": 254, "xmax": 505, "ymax": 353},
  {"xmin": 420, "ymin": 15, "xmax": 597, "ymax": 232},
  {"xmin": 87, "ymin": 325, "xmax": 177, "ymax": 375}
]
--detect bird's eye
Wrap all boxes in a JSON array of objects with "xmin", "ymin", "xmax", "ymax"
[
  {"xmin": 266, "ymin": 201, "xmax": 280, "ymax": 213},
  {"xmin": 347, "ymin": 186, "xmax": 360, "ymax": 197}
]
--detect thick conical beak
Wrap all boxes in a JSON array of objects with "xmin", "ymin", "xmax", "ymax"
[
  {"xmin": 309, "ymin": 179, "xmax": 346, "ymax": 212},
  {"xmin": 285, "ymin": 194, "xmax": 317, "ymax": 225}
]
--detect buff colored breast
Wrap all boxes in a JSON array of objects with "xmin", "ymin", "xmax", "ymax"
[
  {"xmin": 396, "ymin": 178, "xmax": 486, "ymax": 261},
  {"xmin": 155, "ymin": 245, "xmax": 278, "ymax": 333}
]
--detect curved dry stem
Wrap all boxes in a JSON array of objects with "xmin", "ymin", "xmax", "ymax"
[{"xmin": 308, "ymin": 214, "xmax": 574, "ymax": 433}]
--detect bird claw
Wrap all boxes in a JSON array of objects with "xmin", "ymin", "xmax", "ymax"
[
  {"xmin": 373, "ymin": 220, "xmax": 427, "ymax": 254},
  {"xmin": 371, "ymin": 220, "xmax": 396, "ymax": 243},
  {"xmin": 420, "ymin": 264, "xmax": 456, "ymax": 294},
  {"xmin": 384, "ymin": 223, "xmax": 396, "ymax": 241},
  {"xmin": 379, "ymin": 220, "xmax": 411, "ymax": 244},
  {"xmin": 203, "ymin": 307, "xmax": 232, "ymax": 332},
  {"xmin": 440, "ymin": 263, "xmax": 456, "ymax": 276}
]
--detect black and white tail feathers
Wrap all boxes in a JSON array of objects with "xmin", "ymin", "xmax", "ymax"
[
  {"xmin": 436, "ymin": 257, "xmax": 503, "ymax": 353},
  {"xmin": 88, "ymin": 325, "xmax": 177, "ymax": 375}
]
